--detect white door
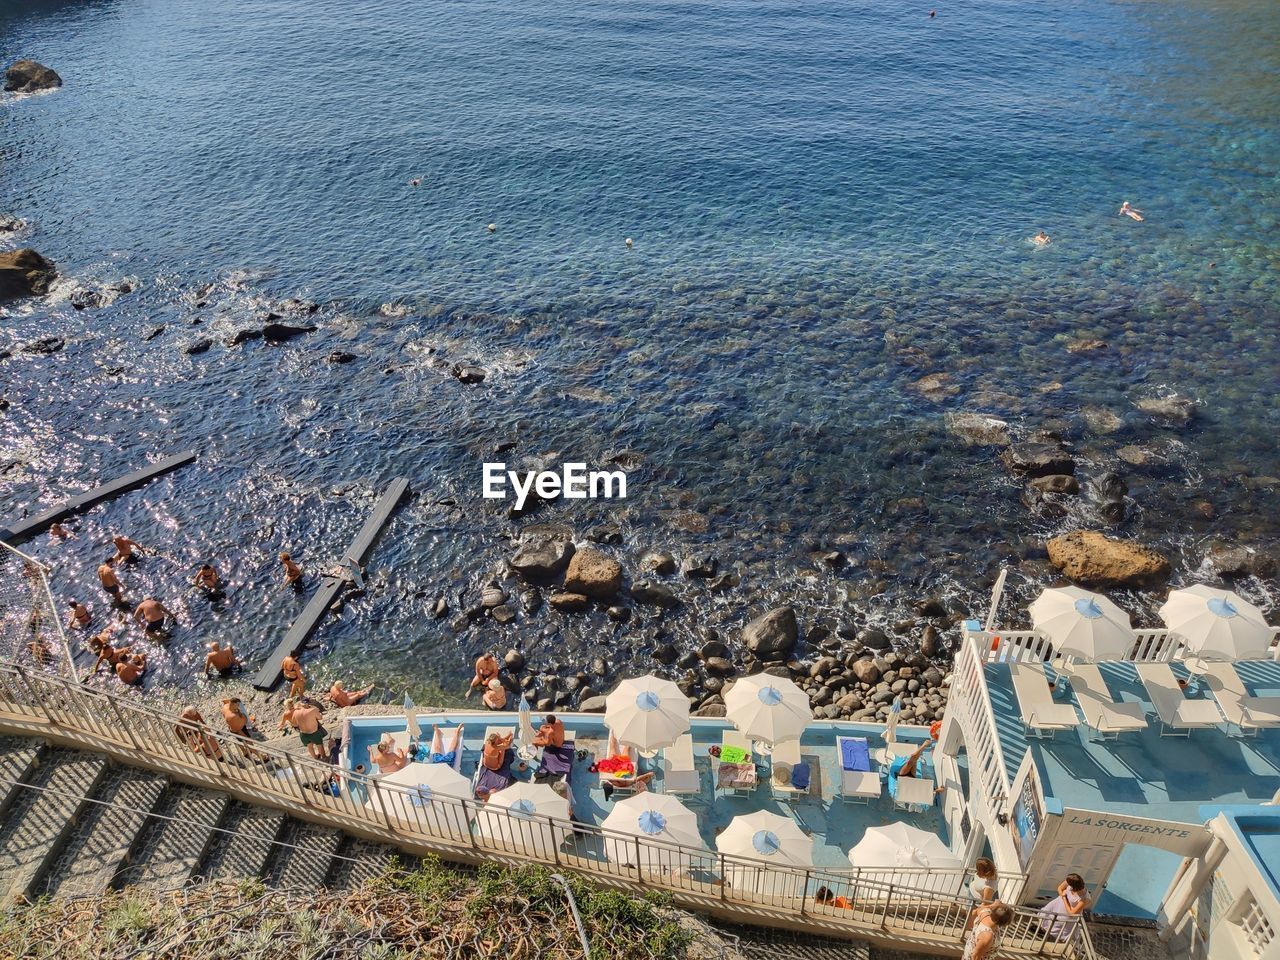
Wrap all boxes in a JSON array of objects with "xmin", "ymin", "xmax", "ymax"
[{"xmin": 1036, "ymin": 843, "xmax": 1120, "ymax": 899}]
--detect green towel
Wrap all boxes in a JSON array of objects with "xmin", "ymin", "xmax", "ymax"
[{"xmin": 720, "ymin": 745, "xmax": 748, "ymax": 764}]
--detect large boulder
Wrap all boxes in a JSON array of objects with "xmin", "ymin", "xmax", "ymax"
[
  {"xmin": 1205, "ymin": 543, "xmax": 1276, "ymax": 579},
  {"xmin": 1002, "ymin": 442, "xmax": 1075, "ymax": 478},
  {"xmin": 563, "ymin": 547, "xmax": 623, "ymax": 599},
  {"xmin": 1046, "ymin": 530, "xmax": 1171, "ymax": 587},
  {"xmin": 743, "ymin": 607, "xmax": 798, "ymax": 660},
  {"xmin": 5, "ymin": 60, "xmax": 62, "ymax": 93},
  {"xmin": 511, "ymin": 539, "xmax": 574, "ymax": 579},
  {"xmin": 0, "ymin": 249, "xmax": 55, "ymax": 300}
]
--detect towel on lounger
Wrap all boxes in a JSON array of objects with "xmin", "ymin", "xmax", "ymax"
[{"xmin": 840, "ymin": 738, "xmax": 870, "ymax": 772}]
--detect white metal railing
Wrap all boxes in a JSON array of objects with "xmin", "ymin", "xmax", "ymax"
[
  {"xmin": 0, "ymin": 660, "xmax": 1093, "ymax": 958},
  {"xmin": 975, "ymin": 627, "xmax": 1280, "ymax": 666},
  {"xmin": 953, "ymin": 633, "xmax": 1017, "ymax": 812}
]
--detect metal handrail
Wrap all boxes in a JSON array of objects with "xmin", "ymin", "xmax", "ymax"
[{"xmin": 0, "ymin": 660, "xmax": 1095, "ymax": 959}]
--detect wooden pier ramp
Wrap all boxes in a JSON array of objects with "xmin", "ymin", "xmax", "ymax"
[
  {"xmin": 0, "ymin": 450, "xmax": 198, "ymax": 545},
  {"xmin": 251, "ymin": 477, "xmax": 411, "ymax": 691}
]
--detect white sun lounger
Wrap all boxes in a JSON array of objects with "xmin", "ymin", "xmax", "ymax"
[
  {"xmin": 1069, "ymin": 663, "xmax": 1147, "ymax": 739},
  {"xmin": 1135, "ymin": 663, "xmax": 1222, "ymax": 737},
  {"xmin": 836, "ymin": 736, "xmax": 880, "ymax": 804},
  {"xmin": 1009, "ymin": 662, "xmax": 1079, "ymax": 737},
  {"xmin": 769, "ymin": 739, "xmax": 807, "ymax": 802},
  {"xmin": 662, "ymin": 733, "xmax": 700, "ymax": 798},
  {"xmin": 894, "ymin": 774, "xmax": 937, "ymax": 812},
  {"xmin": 1203, "ymin": 663, "xmax": 1280, "ymax": 737}
]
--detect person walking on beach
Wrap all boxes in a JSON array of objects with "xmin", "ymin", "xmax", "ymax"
[
  {"xmin": 281, "ymin": 654, "xmax": 306, "ymax": 698},
  {"xmin": 1119, "ymin": 201, "xmax": 1144, "ymax": 221},
  {"xmin": 112, "ymin": 534, "xmax": 144, "ymax": 563},
  {"xmin": 328, "ymin": 680, "xmax": 374, "ymax": 708},
  {"xmin": 133, "ymin": 597, "xmax": 175, "ymax": 636},
  {"xmin": 290, "ymin": 699, "xmax": 328, "ymax": 762},
  {"xmin": 279, "ymin": 552, "xmax": 303, "ymax": 589},
  {"xmin": 466, "ymin": 652, "xmax": 500, "ymax": 697},
  {"xmin": 97, "ymin": 562, "xmax": 126, "ymax": 604},
  {"xmin": 204, "ymin": 641, "xmax": 243, "ymax": 679},
  {"xmin": 66, "ymin": 600, "xmax": 91, "ymax": 630}
]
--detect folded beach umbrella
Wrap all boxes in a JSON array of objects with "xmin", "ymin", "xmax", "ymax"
[
  {"xmin": 605, "ymin": 674, "xmax": 690, "ymax": 755},
  {"xmin": 403, "ymin": 693, "xmax": 421, "ymax": 740},
  {"xmin": 884, "ymin": 695, "xmax": 902, "ymax": 745},
  {"xmin": 517, "ymin": 694, "xmax": 537, "ymax": 757},
  {"xmin": 475, "ymin": 781, "xmax": 570, "ymax": 855},
  {"xmin": 367, "ymin": 760, "xmax": 471, "ymax": 839},
  {"xmin": 601, "ymin": 792, "xmax": 703, "ymax": 865},
  {"xmin": 847, "ymin": 821, "xmax": 962, "ymax": 871},
  {"xmin": 717, "ymin": 810, "xmax": 813, "ymax": 867},
  {"xmin": 1160, "ymin": 585, "xmax": 1272, "ymax": 662},
  {"xmin": 724, "ymin": 674, "xmax": 809, "ymax": 747},
  {"xmin": 1030, "ymin": 586, "xmax": 1135, "ymax": 662}
]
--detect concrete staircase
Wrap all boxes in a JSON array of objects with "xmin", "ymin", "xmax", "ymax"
[{"xmin": 0, "ymin": 739, "xmax": 407, "ymax": 901}]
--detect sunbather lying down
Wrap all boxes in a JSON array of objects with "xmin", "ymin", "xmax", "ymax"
[
  {"xmin": 426, "ymin": 724, "xmax": 464, "ymax": 765},
  {"xmin": 596, "ymin": 732, "xmax": 654, "ymax": 800}
]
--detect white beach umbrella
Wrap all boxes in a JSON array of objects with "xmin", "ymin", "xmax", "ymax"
[
  {"xmin": 848, "ymin": 821, "xmax": 963, "ymax": 871},
  {"xmin": 717, "ymin": 810, "xmax": 813, "ymax": 867},
  {"xmin": 605, "ymin": 675, "xmax": 690, "ymax": 755},
  {"xmin": 1030, "ymin": 586, "xmax": 1135, "ymax": 662},
  {"xmin": 367, "ymin": 761, "xmax": 471, "ymax": 839},
  {"xmin": 1161, "ymin": 585, "xmax": 1272, "ymax": 662},
  {"xmin": 602, "ymin": 792, "xmax": 703, "ymax": 866},
  {"xmin": 402, "ymin": 693, "xmax": 421, "ymax": 739},
  {"xmin": 517, "ymin": 694, "xmax": 538, "ymax": 760},
  {"xmin": 724, "ymin": 674, "xmax": 810, "ymax": 747},
  {"xmin": 884, "ymin": 696, "xmax": 902, "ymax": 745},
  {"xmin": 475, "ymin": 781, "xmax": 570, "ymax": 855}
]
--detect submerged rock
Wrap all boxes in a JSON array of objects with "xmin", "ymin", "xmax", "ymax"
[
  {"xmin": 1205, "ymin": 543, "xmax": 1276, "ymax": 579},
  {"xmin": 630, "ymin": 581, "xmax": 680, "ymax": 608},
  {"xmin": 5, "ymin": 60, "xmax": 62, "ymax": 93},
  {"xmin": 548, "ymin": 592, "xmax": 588, "ymax": 612},
  {"xmin": 22, "ymin": 336, "xmax": 64, "ymax": 355},
  {"xmin": 945, "ymin": 411, "xmax": 1010, "ymax": 446},
  {"xmin": 262, "ymin": 322, "xmax": 317, "ymax": 343},
  {"xmin": 1029, "ymin": 474, "xmax": 1080, "ymax": 495},
  {"xmin": 1046, "ymin": 530, "xmax": 1170, "ymax": 587},
  {"xmin": 511, "ymin": 539, "xmax": 574, "ymax": 579},
  {"xmin": 453, "ymin": 364, "xmax": 486, "ymax": 384},
  {"xmin": 0, "ymin": 249, "xmax": 55, "ymax": 300},
  {"xmin": 1001, "ymin": 442, "xmax": 1075, "ymax": 477},
  {"xmin": 910, "ymin": 372, "xmax": 959, "ymax": 402},
  {"xmin": 185, "ymin": 337, "xmax": 213, "ymax": 355},
  {"xmin": 1135, "ymin": 395, "xmax": 1196, "ymax": 424},
  {"xmin": 640, "ymin": 550, "xmax": 677, "ymax": 575}
]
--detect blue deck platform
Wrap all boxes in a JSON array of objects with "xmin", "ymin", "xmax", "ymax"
[{"xmin": 343, "ymin": 713, "xmax": 958, "ymax": 875}]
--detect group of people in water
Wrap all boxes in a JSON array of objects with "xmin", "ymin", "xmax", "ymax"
[{"xmin": 1030, "ymin": 200, "xmax": 1146, "ymax": 247}]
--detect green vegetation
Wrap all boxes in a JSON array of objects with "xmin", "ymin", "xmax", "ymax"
[{"xmin": 0, "ymin": 857, "xmax": 694, "ymax": 959}]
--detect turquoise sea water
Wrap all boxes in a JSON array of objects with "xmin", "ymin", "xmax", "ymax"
[{"xmin": 1, "ymin": 0, "xmax": 1277, "ymax": 693}]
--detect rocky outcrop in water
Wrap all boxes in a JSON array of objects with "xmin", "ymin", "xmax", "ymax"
[
  {"xmin": 563, "ymin": 548, "xmax": 622, "ymax": 599},
  {"xmin": 511, "ymin": 539, "xmax": 574, "ymax": 579},
  {"xmin": 5, "ymin": 60, "xmax": 61, "ymax": 93},
  {"xmin": 1046, "ymin": 529, "xmax": 1170, "ymax": 586},
  {"xmin": 742, "ymin": 606, "xmax": 798, "ymax": 660},
  {"xmin": 1001, "ymin": 441, "xmax": 1075, "ymax": 477},
  {"xmin": 0, "ymin": 249, "xmax": 55, "ymax": 299}
]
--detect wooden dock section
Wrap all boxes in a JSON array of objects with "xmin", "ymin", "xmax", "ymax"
[
  {"xmin": 0, "ymin": 451, "xmax": 198, "ymax": 545},
  {"xmin": 251, "ymin": 478, "xmax": 411, "ymax": 691}
]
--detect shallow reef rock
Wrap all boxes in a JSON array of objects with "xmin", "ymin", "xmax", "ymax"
[
  {"xmin": 5, "ymin": 60, "xmax": 62, "ymax": 93},
  {"xmin": 1046, "ymin": 529, "xmax": 1170, "ymax": 587},
  {"xmin": 0, "ymin": 248, "xmax": 56, "ymax": 299}
]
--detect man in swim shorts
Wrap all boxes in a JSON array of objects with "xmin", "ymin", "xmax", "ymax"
[
  {"xmin": 133, "ymin": 597, "xmax": 174, "ymax": 636},
  {"xmin": 291, "ymin": 699, "xmax": 328, "ymax": 761},
  {"xmin": 98, "ymin": 562, "xmax": 125, "ymax": 604},
  {"xmin": 204, "ymin": 641, "xmax": 243, "ymax": 679}
]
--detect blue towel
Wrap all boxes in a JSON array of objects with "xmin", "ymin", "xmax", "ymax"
[
  {"xmin": 790, "ymin": 762, "xmax": 811, "ymax": 791},
  {"xmin": 840, "ymin": 738, "xmax": 870, "ymax": 772}
]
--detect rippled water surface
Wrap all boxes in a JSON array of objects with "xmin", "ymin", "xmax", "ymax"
[{"xmin": 1, "ymin": 0, "xmax": 1278, "ymax": 695}]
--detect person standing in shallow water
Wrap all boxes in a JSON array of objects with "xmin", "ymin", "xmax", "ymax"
[
  {"xmin": 193, "ymin": 563, "xmax": 224, "ymax": 598},
  {"xmin": 279, "ymin": 552, "xmax": 303, "ymax": 589},
  {"xmin": 112, "ymin": 534, "xmax": 144, "ymax": 563},
  {"xmin": 98, "ymin": 561, "xmax": 126, "ymax": 605}
]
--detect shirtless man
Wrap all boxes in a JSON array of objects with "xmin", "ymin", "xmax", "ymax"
[
  {"xmin": 221, "ymin": 697, "xmax": 265, "ymax": 759},
  {"xmin": 176, "ymin": 706, "xmax": 223, "ymax": 761},
  {"xmin": 194, "ymin": 563, "xmax": 224, "ymax": 597},
  {"xmin": 115, "ymin": 652, "xmax": 146, "ymax": 686},
  {"xmin": 204, "ymin": 641, "xmax": 243, "ymax": 679},
  {"xmin": 281, "ymin": 654, "xmax": 306, "ymax": 698},
  {"xmin": 1119, "ymin": 201, "xmax": 1144, "ymax": 221},
  {"xmin": 279, "ymin": 552, "xmax": 303, "ymax": 588},
  {"xmin": 328, "ymin": 680, "xmax": 374, "ymax": 708},
  {"xmin": 66, "ymin": 600, "xmax": 91, "ymax": 630},
  {"xmin": 466, "ymin": 652, "xmax": 500, "ymax": 697},
  {"xmin": 532, "ymin": 715, "xmax": 565, "ymax": 749},
  {"xmin": 368, "ymin": 732, "xmax": 409, "ymax": 774},
  {"xmin": 97, "ymin": 562, "xmax": 125, "ymax": 604},
  {"xmin": 48, "ymin": 522, "xmax": 73, "ymax": 540},
  {"xmin": 112, "ymin": 534, "xmax": 144, "ymax": 563},
  {"xmin": 290, "ymin": 699, "xmax": 328, "ymax": 761},
  {"xmin": 1032, "ymin": 231, "xmax": 1051, "ymax": 246},
  {"xmin": 133, "ymin": 597, "xmax": 174, "ymax": 635}
]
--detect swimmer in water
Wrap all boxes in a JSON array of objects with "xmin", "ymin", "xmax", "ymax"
[
  {"xmin": 1119, "ymin": 201, "xmax": 1144, "ymax": 221},
  {"xmin": 410, "ymin": 177, "xmax": 422, "ymax": 187},
  {"xmin": 1033, "ymin": 231, "xmax": 1051, "ymax": 246}
]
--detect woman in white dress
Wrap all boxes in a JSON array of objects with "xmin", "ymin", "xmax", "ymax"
[
  {"xmin": 1039, "ymin": 873, "xmax": 1090, "ymax": 940},
  {"xmin": 962, "ymin": 902, "xmax": 1013, "ymax": 960}
]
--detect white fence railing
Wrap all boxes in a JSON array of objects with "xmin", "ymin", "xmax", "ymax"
[
  {"xmin": 975, "ymin": 627, "xmax": 1280, "ymax": 666},
  {"xmin": 0, "ymin": 661, "xmax": 1095, "ymax": 958}
]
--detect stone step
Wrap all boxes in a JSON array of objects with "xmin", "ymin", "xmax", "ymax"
[
  {"xmin": 263, "ymin": 819, "xmax": 343, "ymax": 890},
  {"xmin": 0, "ymin": 750, "xmax": 108, "ymax": 902},
  {"xmin": 194, "ymin": 801, "xmax": 286, "ymax": 882},
  {"xmin": 115, "ymin": 785, "xmax": 229, "ymax": 891},
  {"xmin": 325, "ymin": 837, "xmax": 411, "ymax": 890},
  {"xmin": 0, "ymin": 738, "xmax": 45, "ymax": 820},
  {"xmin": 39, "ymin": 765, "xmax": 168, "ymax": 898}
]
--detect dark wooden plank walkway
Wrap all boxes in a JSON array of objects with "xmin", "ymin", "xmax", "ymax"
[
  {"xmin": 0, "ymin": 451, "xmax": 198, "ymax": 545},
  {"xmin": 251, "ymin": 478, "xmax": 410, "ymax": 691}
]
